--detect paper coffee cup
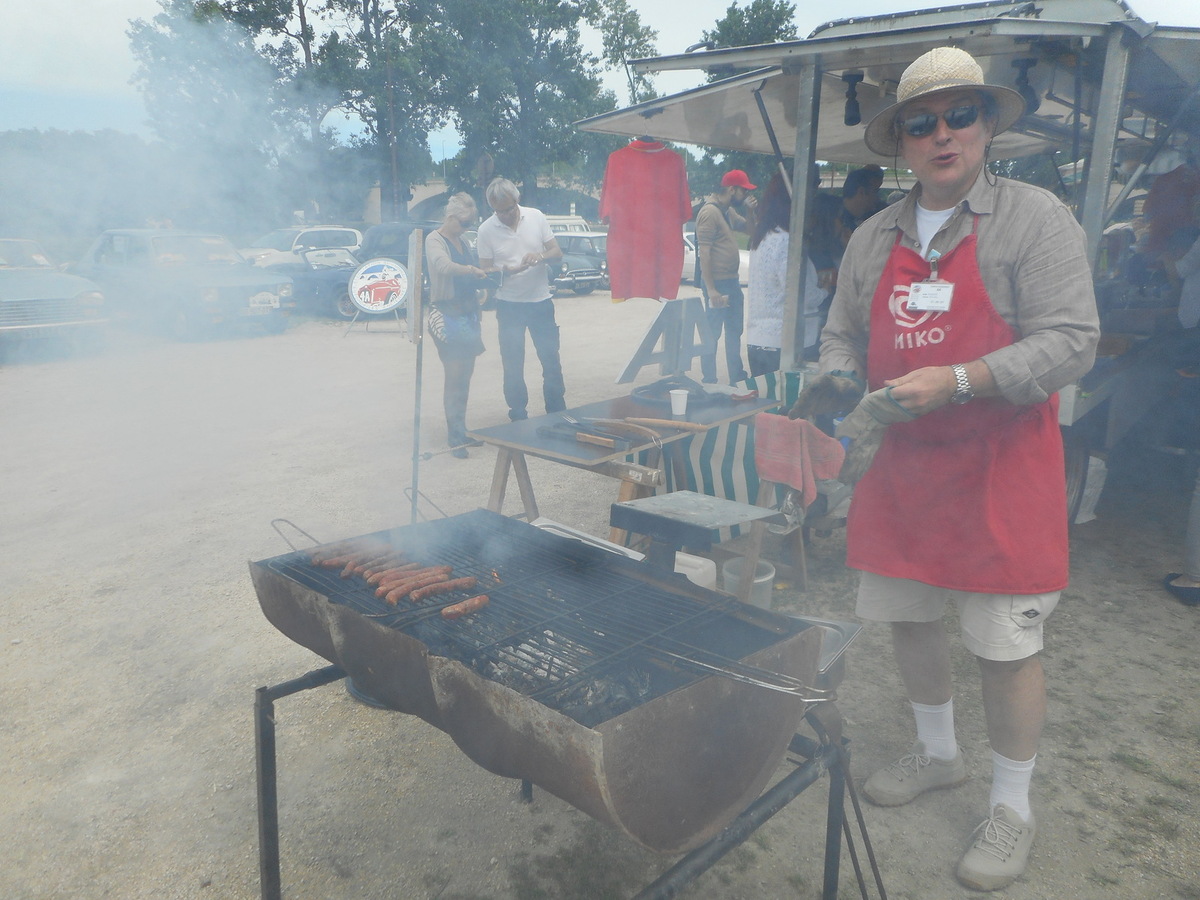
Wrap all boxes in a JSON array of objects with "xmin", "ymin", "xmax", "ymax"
[{"xmin": 669, "ymin": 389, "xmax": 689, "ymax": 416}]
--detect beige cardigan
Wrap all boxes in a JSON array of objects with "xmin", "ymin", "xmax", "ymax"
[{"xmin": 425, "ymin": 229, "xmax": 481, "ymax": 312}]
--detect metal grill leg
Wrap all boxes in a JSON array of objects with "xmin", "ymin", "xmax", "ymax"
[
  {"xmin": 822, "ymin": 749, "xmax": 847, "ymax": 900},
  {"xmin": 254, "ymin": 687, "xmax": 281, "ymax": 900},
  {"xmin": 254, "ymin": 666, "xmax": 347, "ymax": 900}
]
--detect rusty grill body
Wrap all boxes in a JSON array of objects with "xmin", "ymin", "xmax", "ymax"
[{"xmin": 250, "ymin": 509, "xmax": 829, "ymax": 854}]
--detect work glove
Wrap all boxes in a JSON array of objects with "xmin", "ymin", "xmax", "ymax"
[
  {"xmin": 834, "ymin": 386, "xmax": 919, "ymax": 483},
  {"xmin": 787, "ymin": 371, "xmax": 865, "ymax": 420}
]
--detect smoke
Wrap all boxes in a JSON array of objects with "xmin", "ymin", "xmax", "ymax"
[
  {"xmin": 126, "ymin": 6, "xmax": 360, "ymax": 240},
  {"xmin": 0, "ymin": 11, "xmax": 386, "ymax": 265}
]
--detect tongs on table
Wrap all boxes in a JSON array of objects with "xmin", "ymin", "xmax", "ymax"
[{"xmin": 536, "ymin": 420, "xmax": 634, "ymax": 451}]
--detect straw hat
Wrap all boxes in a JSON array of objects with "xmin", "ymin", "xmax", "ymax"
[{"xmin": 863, "ymin": 47, "xmax": 1025, "ymax": 157}]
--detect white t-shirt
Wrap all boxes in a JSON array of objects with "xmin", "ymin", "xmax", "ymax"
[
  {"xmin": 476, "ymin": 205, "xmax": 554, "ymax": 302},
  {"xmin": 915, "ymin": 202, "xmax": 956, "ymax": 260},
  {"xmin": 745, "ymin": 228, "xmax": 825, "ymax": 349}
]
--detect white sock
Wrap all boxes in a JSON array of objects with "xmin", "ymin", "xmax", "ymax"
[
  {"xmin": 989, "ymin": 751, "xmax": 1035, "ymax": 822},
  {"xmin": 911, "ymin": 698, "xmax": 957, "ymax": 761}
]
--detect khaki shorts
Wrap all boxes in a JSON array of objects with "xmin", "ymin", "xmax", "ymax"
[{"xmin": 856, "ymin": 571, "xmax": 1060, "ymax": 662}]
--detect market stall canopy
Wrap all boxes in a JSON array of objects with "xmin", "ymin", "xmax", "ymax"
[{"xmin": 577, "ymin": 0, "xmax": 1200, "ymax": 166}]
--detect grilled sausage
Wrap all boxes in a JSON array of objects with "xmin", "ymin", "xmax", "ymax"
[
  {"xmin": 441, "ymin": 594, "xmax": 489, "ymax": 620},
  {"xmin": 316, "ymin": 545, "xmax": 387, "ymax": 569},
  {"xmin": 344, "ymin": 551, "xmax": 405, "ymax": 578},
  {"xmin": 363, "ymin": 555, "xmax": 411, "ymax": 575},
  {"xmin": 373, "ymin": 565, "xmax": 452, "ymax": 596},
  {"xmin": 307, "ymin": 540, "xmax": 361, "ymax": 564},
  {"xmin": 409, "ymin": 577, "xmax": 478, "ymax": 603},
  {"xmin": 383, "ymin": 572, "xmax": 450, "ymax": 604},
  {"xmin": 365, "ymin": 561, "xmax": 421, "ymax": 584}
]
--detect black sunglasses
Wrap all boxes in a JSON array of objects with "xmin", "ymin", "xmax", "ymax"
[{"xmin": 897, "ymin": 104, "xmax": 980, "ymax": 138}]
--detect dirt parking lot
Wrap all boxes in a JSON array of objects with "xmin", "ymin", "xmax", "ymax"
[{"xmin": 2, "ymin": 293, "xmax": 1198, "ymax": 899}]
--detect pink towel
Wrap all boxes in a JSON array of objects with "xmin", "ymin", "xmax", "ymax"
[{"xmin": 754, "ymin": 413, "xmax": 845, "ymax": 507}]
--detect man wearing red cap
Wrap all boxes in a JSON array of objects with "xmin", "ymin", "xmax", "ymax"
[{"xmin": 695, "ymin": 169, "xmax": 757, "ymax": 383}]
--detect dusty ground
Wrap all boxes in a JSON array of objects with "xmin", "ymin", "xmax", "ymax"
[{"xmin": 2, "ymin": 289, "xmax": 1198, "ymax": 900}]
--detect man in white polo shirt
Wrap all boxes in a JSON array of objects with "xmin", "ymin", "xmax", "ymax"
[{"xmin": 476, "ymin": 177, "xmax": 566, "ymax": 421}]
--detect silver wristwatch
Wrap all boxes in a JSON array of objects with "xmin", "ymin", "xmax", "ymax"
[{"xmin": 949, "ymin": 364, "xmax": 974, "ymax": 405}]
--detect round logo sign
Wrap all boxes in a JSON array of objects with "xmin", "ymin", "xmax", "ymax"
[{"xmin": 349, "ymin": 258, "xmax": 410, "ymax": 314}]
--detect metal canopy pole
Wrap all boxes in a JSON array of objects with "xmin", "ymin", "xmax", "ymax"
[
  {"xmin": 753, "ymin": 82, "xmax": 793, "ymax": 195},
  {"xmin": 408, "ymin": 229, "xmax": 425, "ymax": 525},
  {"xmin": 780, "ymin": 63, "xmax": 821, "ymax": 372},
  {"xmin": 1106, "ymin": 78, "xmax": 1200, "ymax": 225},
  {"xmin": 1078, "ymin": 27, "xmax": 1134, "ymax": 268}
]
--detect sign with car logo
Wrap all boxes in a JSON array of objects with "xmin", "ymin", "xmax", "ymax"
[{"xmin": 349, "ymin": 258, "xmax": 409, "ymax": 313}]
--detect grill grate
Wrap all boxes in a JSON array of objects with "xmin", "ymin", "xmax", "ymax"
[{"xmin": 266, "ymin": 510, "xmax": 802, "ymax": 725}]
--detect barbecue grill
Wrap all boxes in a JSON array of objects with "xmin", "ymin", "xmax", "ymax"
[{"xmin": 250, "ymin": 509, "xmax": 880, "ymax": 897}]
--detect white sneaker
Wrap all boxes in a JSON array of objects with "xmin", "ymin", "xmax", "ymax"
[
  {"xmin": 861, "ymin": 740, "xmax": 967, "ymax": 806},
  {"xmin": 956, "ymin": 803, "xmax": 1037, "ymax": 891}
]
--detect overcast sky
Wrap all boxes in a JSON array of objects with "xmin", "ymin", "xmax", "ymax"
[{"xmin": 1, "ymin": 0, "xmax": 1196, "ymax": 151}]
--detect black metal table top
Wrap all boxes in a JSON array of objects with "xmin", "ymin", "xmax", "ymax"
[{"xmin": 468, "ymin": 394, "xmax": 777, "ymax": 466}]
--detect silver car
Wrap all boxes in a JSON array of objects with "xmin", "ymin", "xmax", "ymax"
[{"xmin": 0, "ymin": 238, "xmax": 106, "ymax": 340}]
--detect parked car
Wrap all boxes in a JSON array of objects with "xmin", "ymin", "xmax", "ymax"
[
  {"xmin": 681, "ymin": 230, "xmax": 751, "ymax": 287},
  {"xmin": 288, "ymin": 247, "xmax": 361, "ymax": 318},
  {"xmin": 286, "ymin": 221, "xmax": 443, "ymax": 319},
  {"xmin": 240, "ymin": 226, "xmax": 362, "ymax": 268},
  {"xmin": 357, "ymin": 220, "xmax": 441, "ymax": 263},
  {"xmin": 75, "ymin": 230, "xmax": 294, "ymax": 339},
  {"xmin": 555, "ymin": 232, "xmax": 609, "ymax": 290},
  {"xmin": 545, "ymin": 215, "xmax": 591, "ymax": 234},
  {"xmin": 550, "ymin": 248, "xmax": 605, "ymax": 296},
  {"xmin": 0, "ymin": 238, "xmax": 106, "ymax": 344}
]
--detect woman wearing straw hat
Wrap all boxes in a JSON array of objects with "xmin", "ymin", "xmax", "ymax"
[{"xmin": 789, "ymin": 46, "xmax": 1099, "ymax": 890}]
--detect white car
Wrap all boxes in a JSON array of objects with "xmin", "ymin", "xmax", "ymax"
[
  {"xmin": 681, "ymin": 230, "xmax": 750, "ymax": 287},
  {"xmin": 545, "ymin": 215, "xmax": 591, "ymax": 234},
  {"xmin": 241, "ymin": 226, "xmax": 363, "ymax": 268}
]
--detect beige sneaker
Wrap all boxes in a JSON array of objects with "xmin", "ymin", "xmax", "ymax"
[
  {"xmin": 956, "ymin": 804, "xmax": 1037, "ymax": 892},
  {"xmin": 861, "ymin": 741, "xmax": 967, "ymax": 806}
]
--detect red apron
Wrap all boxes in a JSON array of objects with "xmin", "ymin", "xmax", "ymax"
[{"xmin": 846, "ymin": 226, "xmax": 1068, "ymax": 593}]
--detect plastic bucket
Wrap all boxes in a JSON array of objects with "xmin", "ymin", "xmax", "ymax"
[
  {"xmin": 721, "ymin": 558, "xmax": 776, "ymax": 609},
  {"xmin": 675, "ymin": 552, "xmax": 718, "ymax": 590}
]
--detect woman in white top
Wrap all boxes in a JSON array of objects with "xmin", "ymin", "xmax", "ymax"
[{"xmin": 746, "ymin": 172, "xmax": 826, "ymax": 376}]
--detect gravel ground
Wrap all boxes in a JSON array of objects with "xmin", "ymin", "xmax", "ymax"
[{"xmin": 2, "ymin": 291, "xmax": 1198, "ymax": 900}]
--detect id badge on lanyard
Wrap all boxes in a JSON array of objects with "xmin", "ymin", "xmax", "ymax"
[{"xmin": 907, "ymin": 249, "xmax": 954, "ymax": 312}]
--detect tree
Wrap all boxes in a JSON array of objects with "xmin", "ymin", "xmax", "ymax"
[
  {"xmin": 690, "ymin": 0, "xmax": 799, "ymax": 197},
  {"xmin": 597, "ymin": 0, "xmax": 660, "ymax": 105},
  {"xmin": 428, "ymin": 0, "xmax": 626, "ymax": 203},
  {"xmin": 129, "ymin": 0, "xmax": 300, "ymax": 232},
  {"xmin": 703, "ymin": 0, "xmax": 797, "ymax": 79},
  {"xmin": 219, "ymin": 0, "xmax": 335, "ymax": 145},
  {"xmin": 323, "ymin": 0, "xmax": 443, "ymax": 220},
  {"xmin": 214, "ymin": 1, "xmax": 372, "ymax": 221},
  {"xmin": 214, "ymin": 0, "xmax": 444, "ymax": 222}
]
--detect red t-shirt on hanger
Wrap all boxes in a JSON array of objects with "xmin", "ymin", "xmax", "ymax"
[{"xmin": 599, "ymin": 140, "xmax": 692, "ymax": 301}]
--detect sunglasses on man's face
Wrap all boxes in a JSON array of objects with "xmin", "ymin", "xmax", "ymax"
[{"xmin": 898, "ymin": 104, "xmax": 980, "ymax": 138}]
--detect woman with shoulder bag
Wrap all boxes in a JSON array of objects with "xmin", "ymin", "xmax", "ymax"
[{"xmin": 426, "ymin": 193, "xmax": 490, "ymax": 458}]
